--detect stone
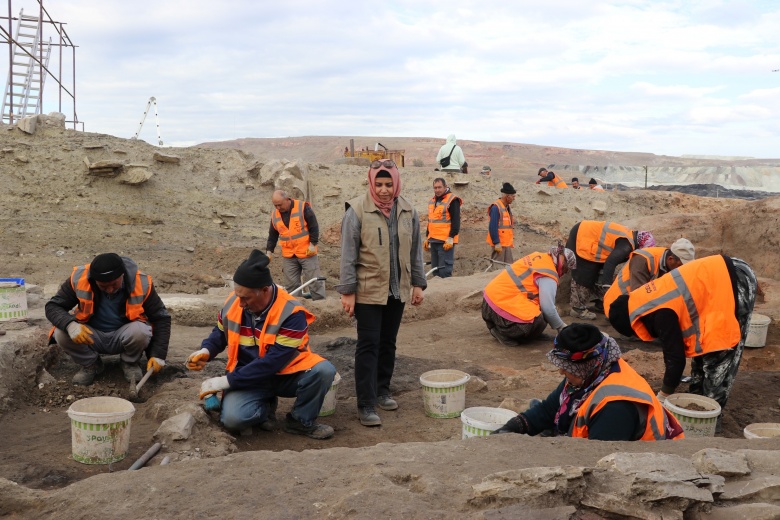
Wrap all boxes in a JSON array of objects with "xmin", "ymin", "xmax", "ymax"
[
  {"xmin": 153, "ymin": 152, "xmax": 181, "ymax": 164},
  {"xmin": 36, "ymin": 369, "xmax": 56, "ymax": 386},
  {"xmin": 14, "ymin": 155, "xmax": 28, "ymax": 163},
  {"xmin": 498, "ymin": 374, "xmax": 529, "ymax": 390},
  {"xmin": 117, "ymin": 166, "xmax": 153, "ymax": 185},
  {"xmin": 42, "ymin": 112, "xmax": 66, "ymax": 127},
  {"xmin": 185, "ymin": 247, "xmax": 195, "ymax": 252},
  {"xmin": 466, "ymin": 376, "xmax": 488, "ymax": 393},
  {"xmin": 498, "ymin": 397, "xmax": 524, "ymax": 413},
  {"xmin": 692, "ymin": 449, "xmax": 751, "ymax": 477},
  {"xmin": 537, "ymin": 189, "xmax": 552, "ymax": 196},
  {"xmin": 483, "ymin": 504, "xmax": 577, "ymax": 520},
  {"xmin": 580, "ymin": 492, "xmax": 674, "ymax": 520},
  {"xmin": 471, "ymin": 466, "xmax": 588, "ymax": 507},
  {"xmin": 719, "ymin": 475, "xmax": 780, "ymax": 501},
  {"xmin": 592, "ymin": 201, "xmax": 608, "ymax": 214},
  {"xmin": 596, "ymin": 452, "xmax": 702, "ymax": 482},
  {"xmin": 153, "ymin": 412, "xmax": 195, "ymax": 441},
  {"xmin": 701, "ymin": 503, "xmax": 780, "ymax": 520},
  {"xmin": 737, "ymin": 450, "xmax": 780, "ymax": 474},
  {"xmin": 16, "ymin": 116, "xmax": 36, "ymax": 134}
]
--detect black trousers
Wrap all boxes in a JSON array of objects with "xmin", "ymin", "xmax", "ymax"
[{"xmin": 354, "ymin": 296, "xmax": 406, "ymax": 407}]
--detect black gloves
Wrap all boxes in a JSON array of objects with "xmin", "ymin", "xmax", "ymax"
[{"xmin": 491, "ymin": 415, "xmax": 528, "ymax": 435}]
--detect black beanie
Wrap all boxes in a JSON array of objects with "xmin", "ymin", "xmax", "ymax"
[
  {"xmin": 90, "ymin": 253, "xmax": 125, "ymax": 282},
  {"xmin": 608, "ymin": 295, "xmax": 635, "ymax": 337},
  {"xmin": 233, "ymin": 249, "xmax": 273, "ymax": 288},
  {"xmin": 555, "ymin": 323, "xmax": 604, "ymax": 354},
  {"xmin": 500, "ymin": 182, "xmax": 516, "ymax": 194}
]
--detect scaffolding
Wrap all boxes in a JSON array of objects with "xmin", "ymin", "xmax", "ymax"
[{"xmin": 0, "ymin": 0, "xmax": 79, "ymax": 128}]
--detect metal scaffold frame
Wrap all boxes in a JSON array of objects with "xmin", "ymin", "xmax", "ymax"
[{"xmin": 1, "ymin": 0, "xmax": 80, "ymax": 128}]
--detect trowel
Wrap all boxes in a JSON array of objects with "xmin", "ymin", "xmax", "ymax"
[{"xmin": 128, "ymin": 367, "xmax": 154, "ymax": 402}]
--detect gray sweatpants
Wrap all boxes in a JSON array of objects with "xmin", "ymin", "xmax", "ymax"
[
  {"xmin": 489, "ymin": 246, "xmax": 514, "ymax": 268},
  {"xmin": 54, "ymin": 321, "xmax": 151, "ymax": 367},
  {"xmin": 282, "ymin": 255, "xmax": 327, "ymax": 300}
]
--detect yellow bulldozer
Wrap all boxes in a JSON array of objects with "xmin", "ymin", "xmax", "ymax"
[{"xmin": 344, "ymin": 140, "xmax": 405, "ymax": 167}]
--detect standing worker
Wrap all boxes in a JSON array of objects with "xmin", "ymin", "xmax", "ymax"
[
  {"xmin": 535, "ymin": 168, "xmax": 568, "ymax": 188},
  {"xmin": 566, "ymin": 220, "xmax": 655, "ymax": 319},
  {"xmin": 188, "ymin": 249, "xmax": 336, "ymax": 439},
  {"xmin": 487, "ymin": 182, "xmax": 517, "ymax": 265},
  {"xmin": 265, "ymin": 190, "xmax": 326, "ymax": 300},
  {"xmin": 338, "ymin": 159, "xmax": 427, "ymax": 427},
  {"xmin": 424, "ymin": 177, "xmax": 462, "ymax": 278},
  {"xmin": 482, "ymin": 244, "xmax": 575, "ymax": 346},
  {"xmin": 603, "ymin": 238, "xmax": 695, "ymax": 318},
  {"xmin": 436, "ymin": 134, "xmax": 466, "ymax": 174},
  {"xmin": 45, "ymin": 253, "xmax": 171, "ymax": 385},
  {"xmin": 608, "ymin": 254, "xmax": 757, "ymax": 432}
]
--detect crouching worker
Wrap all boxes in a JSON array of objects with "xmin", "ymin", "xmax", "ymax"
[
  {"xmin": 482, "ymin": 244, "xmax": 575, "ymax": 346},
  {"xmin": 493, "ymin": 324, "xmax": 684, "ymax": 440},
  {"xmin": 187, "ymin": 249, "xmax": 336, "ymax": 440}
]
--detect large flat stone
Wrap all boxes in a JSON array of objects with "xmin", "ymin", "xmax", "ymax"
[{"xmin": 692, "ymin": 448, "xmax": 751, "ymax": 477}]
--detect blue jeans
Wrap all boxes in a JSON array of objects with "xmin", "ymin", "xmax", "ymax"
[
  {"xmin": 430, "ymin": 241, "xmax": 454, "ymax": 278},
  {"xmin": 220, "ymin": 360, "xmax": 336, "ymax": 431}
]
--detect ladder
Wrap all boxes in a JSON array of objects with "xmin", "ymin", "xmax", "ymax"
[
  {"xmin": 131, "ymin": 96, "xmax": 164, "ymax": 146},
  {"xmin": 1, "ymin": 9, "xmax": 53, "ymax": 124}
]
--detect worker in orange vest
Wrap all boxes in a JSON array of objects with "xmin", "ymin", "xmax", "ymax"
[
  {"xmin": 493, "ymin": 324, "xmax": 684, "ymax": 440},
  {"xmin": 535, "ymin": 168, "xmax": 568, "ymax": 188},
  {"xmin": 482, "ymin": 244, "xmax": 575, "ymax": 346},
  {"xmin": 188, "ymin": 250, "xmax": 336, "ymax": 440},
  {"xmin": 486, "ymin": 183, "xmax": 516, "ymax": 265},
  {"xmin": 424, "ymin": 178, "xmax": 462, "ymax": 278},
  {"xmin": 566, "ymin": 220, "xmax": 655, "ymax": 320},
  {"xmin": 265, "ymin": 190, "xmax": 326, "ymax": 300},
  {"xmin": 608, "ymin": 254, "xmax": 757, "ymax": 432}
]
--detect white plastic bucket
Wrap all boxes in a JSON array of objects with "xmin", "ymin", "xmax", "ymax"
[
  {"xmin": 663, "ymin": 393, "xmax": 720, "ymax": 438},
  {"xmin": 744, "ymin": 423, "xmax": 780, "ymax": 439},
  {"xmin": 318, "ymin": 372, "xmax": 341, "ymax": 417},
  {"xmin": 461, "ymin": 407, "xmax": 518, "ymax": 439},
  {"xmin": 745, "ymin": 313, "xmax": 771, "ymax": 348},
  {"xmin": 67, "ymin": 396, "xmax": 135, "ymax": 464},
  {"xmin": 420, "ymin": 369, "xmax": 470, "ymax": 418}
]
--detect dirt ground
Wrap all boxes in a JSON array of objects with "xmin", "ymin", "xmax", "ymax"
[{"xmin": 2, "ymin": 122, "xmax": 780, "ymax": 517}]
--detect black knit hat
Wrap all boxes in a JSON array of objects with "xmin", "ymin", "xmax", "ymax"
[
  {"xmin": 589, "ymin": 178, "xmax": 598, "ymax": 185},
  {"xmin": 608, "ymin": 295, "xmax": 636, "ymax": 337},
  {"xmin": 554, "ymin": 323, "xmax": 604, "ymax": 355},
  {"xmin": 500, "ymin": 182, "xmax": 516, "ymax": 194},
  {"xmin": 571, "ymin": 177, "xmax": 579, "ymax": 182},
  {"xmin": 233, "ymin": 249, "xmax": 273, "ymax": 288},
  {"xmin": 90, "ymin": 253, "xmax": 125, "ymax": 282}
]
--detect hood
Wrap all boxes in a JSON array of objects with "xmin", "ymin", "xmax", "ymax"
[{"xmin": 446, "ymin": 134, "xmax": 456, "ymax": 144}]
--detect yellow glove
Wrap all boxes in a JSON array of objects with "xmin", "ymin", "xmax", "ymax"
[
  {"xmin": 443, "ymin": 237, "xmax": 454, "ymax": 251},
  {"xmin": 146, "ymin": 357, "xmax": 166, "ymax": 374},
  {"xmin": 423, "ymin": 239, "xmax": 430, "ymax": 251},
  {"xmin": 66, "ymin": 322, "xmax": 94, "ymax": 344},
  {"xmin": 186, "ymin": 348, "xmax": 210, "ymax": 371},
  {"xmin": 199, "ymin": 376, "xmax": 230, "ymax": 400},
  {"xmin": 306, "ymin": 244, "xmax": 318, "ymax": 257},
  {"xmin": 493, "ymin": 244, "xmax": 502, "ymax": 253}
]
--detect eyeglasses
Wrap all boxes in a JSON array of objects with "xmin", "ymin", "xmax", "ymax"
[{"xmin": 370, "ymin": 159, "xmax": 397, "ymax": 170}]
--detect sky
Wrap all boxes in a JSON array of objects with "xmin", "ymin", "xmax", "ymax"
[{"xmin": 3, "ymin": 0, "xmax": 780, "ymax": 157}]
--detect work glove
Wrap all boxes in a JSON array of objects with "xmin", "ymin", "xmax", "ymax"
[
  {"xmin": 199, "ymin": 375, "xmax": 230, "ymax": 400},
  {"xmin": 423, "ymin": 239, "xmax": 430, "ymax": 251},
  {"xmin": 265, "ymin": 251, "xmax": 272, "ymax": 263},
  {"xmin": 146, "ymin": 357, "xmax": 166, "ymax": 374},
  {"xmin": 186, "ymin": 348, "xmax": 210, "ymax": 371},
  {"xmin": 493, "ymin": 244, "xmax": 502, "ymax": 253},
  {"xmin": 66, "ymin": 322, "xmax": 94, "ymax": 345},
  {"xmin": 306, "ymin": 244, "xmax": 318, "ymax": 257},
  {"xmin": 491, "ymin": 415, "xmax": 527, "ymax": 435},
  {"xmin": 443, "ymin": 237, "xmax": 454, "ymax": 251}
]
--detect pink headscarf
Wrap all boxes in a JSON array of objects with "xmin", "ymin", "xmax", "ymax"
[
  {"xmin": 636, "ymin": 231, "xmax": 655, "ymax": 248},
  {"xmin": 368, "ymin": 163, "xmax": 401, "ymax": 218}
]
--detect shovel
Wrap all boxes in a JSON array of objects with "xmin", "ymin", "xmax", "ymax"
[{"xmin": 128, "ymin": 367, "xmax": 154, "ymax": 402}]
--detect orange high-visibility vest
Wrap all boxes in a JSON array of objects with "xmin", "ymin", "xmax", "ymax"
[
  {"xmin": 221, "ymin": 286, "xmax": 324, "ymax": 374},
  {"xmin": 485, "ymin": 199, "xmax": 514, "ymax": 247},
  {"xmin": 271, "ymin": 199, "xmax": 311, "ymax": 258},
  {"xmin": 575, "ymin": 220, "xmax": 634, "ymax": 263},
  {"xmin": 628, "ymin": 255, "xmax": 740, "ymax": 357},
  {"xmin": 604, "ymin": 247, "xmax": 667, "ymax": 318},
  {"xmin": 427, "ymin": 192, "xmax": 462, "ymax": 243},
  {"xmin": 70, "ymin": 262, "xmax": 150, "ymax": 323},
  {"xmin": 571, "ymin": 359, "xmax": 685, "ymax": 440},
  {"xmin": 483, "ymin": 252, "xmax": 558, "ymax": 321},
  {"xmin": 547, "ymin": 173, "xmax": 568, "ymax": 189}
]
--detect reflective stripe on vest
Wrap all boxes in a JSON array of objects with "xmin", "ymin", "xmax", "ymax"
[
  {"xmin": 70, "ymin": 262, "xmax": 150, "ymax": 323},
  {"xmin": 271, "ymin": 199, "xmax": 311, "ymax": 258},
  {"xmin": 483, "ymin": 252, "xmax": 559, "ymax": 321},
  {"xmin": 576, "ymin": 221, "xmax": 634, "ymax": 263},
  {"xmin": 485, "ymin": 199, "xmax": 514, "ymax": 247},
  {"xmin": 595, "ymin": 221, "xmax": 632, "ymax": 260},
  {"xmin": 604, "ymin": 248, "xmax": 667, "ymax": 318},
  {"xmin": 548, "ymin": 174, "xmax": 567, "ymax": 189},
  {"xmin": 427, "ymin": 192, "xmax": 462, "ymax": 243}
]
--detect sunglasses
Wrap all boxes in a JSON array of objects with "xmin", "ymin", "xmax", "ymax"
[{"xmin": 370, "ymin": 159, "xmax": 397, "ymax": 170}]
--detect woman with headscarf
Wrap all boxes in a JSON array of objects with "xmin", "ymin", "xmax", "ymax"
[
  {"xmin": 565, "ymin": 220, "xmax": 655, "ymax": 319},
  {"xmin": 338, "ymin": 159, "xmax": 427, "ymax": 427},
  {"xmin": 493, "ymin": 323, "xmax": 684, "ymax": 440},
  {"xmin": 482, "ymin": 243, "xmax": 576, "ymax": 346}
]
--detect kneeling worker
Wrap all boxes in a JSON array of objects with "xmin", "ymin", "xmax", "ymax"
[
  {"xmin": 482, "ymin": 244, "xmax": 575, "ymax": 346},
  {"xmin": 188, "ymin": 249, "xmax": 336, "ymax": 440},
  {"xmin": 493, "ymin": 324, "xmax": 684, "ymax": 440}
]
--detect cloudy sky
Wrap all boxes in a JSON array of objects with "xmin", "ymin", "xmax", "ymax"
[{"xmin": 4, "ymin": 1, "xmax": 780, "ymax": 157}]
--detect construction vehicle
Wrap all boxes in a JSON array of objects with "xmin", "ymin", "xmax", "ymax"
[
  {"xmin": 132, "ymin": 96, "xmax": 163, "ymax": 146},
  {"xmin": 344, "ymin": 140, "xmax": 404, "ymax": 167}
]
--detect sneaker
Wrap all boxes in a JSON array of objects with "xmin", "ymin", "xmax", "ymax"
[
  {"xmin": 358, "ymin": 406, "xmax": 382, "ymax": 426},
  {"xmin": 489, "ymin": 327, "xmax": 521, "ymax": 347},
  {"xmin": 570, "ymin": 308, "xmax": 597, "ymax": 320},
  {"xmin": 72, "ymin": 357, "xmax": 104, "ymax": 386},
  {"xmin": 121, "ymin": 361, "xmax": 143, "ymax": 383},
  {"xmin": 283, "ymin": 413, "xmax": 334, "ymax": 440},
  {"xmin": 377, "ymin": 395, "xmax": 398, "ymax": 411},
  {"xmin": 259, "ymin": 397, "xmax": 278, "ymax": 431}
]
